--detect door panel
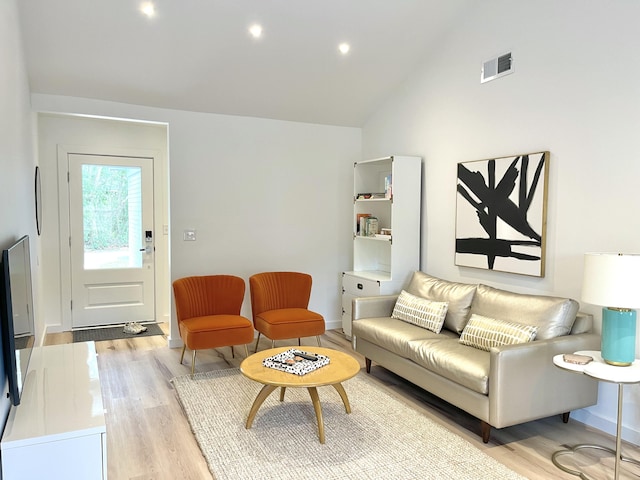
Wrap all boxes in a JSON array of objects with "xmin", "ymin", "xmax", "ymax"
[{"xmin": 68, "ymin": 154, "xmax": 155, "ymax": 328}]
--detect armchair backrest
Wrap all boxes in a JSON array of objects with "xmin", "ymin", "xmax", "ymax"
[
  {"xmin": 249, "ymin": 272, "xmax": 312, "ymax": 319},
  {"xmin": 173, "ymin": 275, "xmax": 245, "ymax": 322}
]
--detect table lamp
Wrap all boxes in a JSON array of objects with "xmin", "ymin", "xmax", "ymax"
[{"xmin": 582, "ymin": 253, "xmax": 640, "ymax": 366}]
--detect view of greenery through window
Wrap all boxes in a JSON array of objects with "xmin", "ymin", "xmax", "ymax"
[{"xmin": 82, "ymin": 165, "xmax": 129, "ymax": 251}]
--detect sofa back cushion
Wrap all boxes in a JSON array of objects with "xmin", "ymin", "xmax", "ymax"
[
  {"xmin": 406, "ymin": 272, "xmax": 477, "ymax": 334},
  {"xmin": 470, "ymin": 284, "xmax": 579, "ymax": 340}
]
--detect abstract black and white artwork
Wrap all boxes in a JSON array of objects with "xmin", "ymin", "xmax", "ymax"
[{"xmin": 455, "ymin": 152, "xmax": 549, "ymax": 277}]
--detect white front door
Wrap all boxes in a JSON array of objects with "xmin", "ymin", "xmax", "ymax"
[{"xmin": 68, "ymin": 154, "xmax": 155, "ymax": 328}]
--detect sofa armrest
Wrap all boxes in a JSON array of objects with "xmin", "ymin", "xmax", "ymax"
[
  {"xmin": 352, "ymin": 295, "xmax": 399, "ymax": 321},
  {"xmin": 488, "ymin": 332, "xmax": 600, "ymax": 428}
]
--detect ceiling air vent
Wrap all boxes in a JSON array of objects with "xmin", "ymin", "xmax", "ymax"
[{"xmin": 481, "ymin": 52, "xmax": 513, "ymax": 83}]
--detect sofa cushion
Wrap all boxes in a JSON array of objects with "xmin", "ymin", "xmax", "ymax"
[
  {"xmin": 392, "ymin": 290, "xmax": 448, "ymax": 333},
  {"xmin": 459, "ymin": 314, "xmax": 537, "ymax": 352},
  {"xmin": 407, "ymin": 338, "xmax": 490, "ymax": 395},
  {"xmin": 406, "ymin": 271, "xmax": 477, "ymax": 334},
  {"xmin": 353, "ymin": 317, "xmax": 457, "ymax": 359},
  {"xmin": 470, "ymin": 284, "xmax": 579, "ymax": 340}
]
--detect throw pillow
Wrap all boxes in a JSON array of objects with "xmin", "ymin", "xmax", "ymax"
[
  {"xmin": 459, "ymin": 313, "xmax": 538, "ymax": 351},
  {"xmin": 392, "ymin": 290, "xmax": 449, "ymax": 334},
  {"xmin": 405, "ymin": 272, "xmax": 477, "ymax": 334}
]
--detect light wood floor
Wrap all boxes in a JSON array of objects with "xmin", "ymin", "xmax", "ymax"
[{"xmin": 45, "ymin": 326, "xmax": 640, "ymax": 480}]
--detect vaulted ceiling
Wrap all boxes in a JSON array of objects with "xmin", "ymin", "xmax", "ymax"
[{"xmin": 17, "ymin": 0, "xmax": 475, "ymax": 127}]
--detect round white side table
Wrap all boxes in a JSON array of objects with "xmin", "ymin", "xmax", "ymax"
[{"xmin": 552, "ymin": 350, "xmax": 640, "ymax": 480}]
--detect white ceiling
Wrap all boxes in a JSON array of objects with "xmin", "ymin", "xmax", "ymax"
[{"xmin": 17, "ymin": 0, "xmax": 475, "ymax": 127}]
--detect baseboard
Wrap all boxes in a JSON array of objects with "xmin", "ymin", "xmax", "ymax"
[
  {"xmin": 167, "ymin": 335, "xmax": 183, "ymax": 349},
  {"xmin": 571, "ymin": 407, "xmax": 640, "ymax": 447},
  {"xmin": 325, "ymin": 319, "xmax": 341, "ymax": 331}
]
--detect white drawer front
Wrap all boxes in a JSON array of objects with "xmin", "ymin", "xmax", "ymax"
[{"xmin": 342, "ymin": 275, "xmax": 380, "ymax": 296}]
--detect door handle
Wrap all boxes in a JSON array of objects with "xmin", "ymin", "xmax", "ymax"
[{"xmin": 140, "ymin": 246, "xmax": 153, "ymax": 254}]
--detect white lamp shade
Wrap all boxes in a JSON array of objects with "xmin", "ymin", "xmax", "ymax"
[{"xmin": 582, "ymin": 253, "xmax": 640, "ymax": 308}]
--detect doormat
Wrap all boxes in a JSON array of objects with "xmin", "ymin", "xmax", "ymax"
[{"xmin": 72, "ymin": 323, "xmax": 165, "ymax": 343}]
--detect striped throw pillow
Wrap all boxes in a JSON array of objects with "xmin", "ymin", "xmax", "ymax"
[
  {"xmin": 459, "ymin": 314, "xmax": 538, "ymax": 351},
  {"xmin": 392, "ymin": 290, "xmax": 449, "ymax": 333}
]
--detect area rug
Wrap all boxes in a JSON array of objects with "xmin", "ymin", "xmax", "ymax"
[
  {"xmin": 72, "ymin": 322, "xmax": 164, "ymax": 342},
  {"xmin": 171, "ymin": 368, "xmax": 525, "ymax": 480}
]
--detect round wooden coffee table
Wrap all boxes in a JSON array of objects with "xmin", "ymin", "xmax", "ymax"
[{"xmin": 240, "ymin": 346, "xmax": 360, "ymax": 444}]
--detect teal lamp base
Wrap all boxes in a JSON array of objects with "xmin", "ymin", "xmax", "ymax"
[{"xmin": 601, "ymin": 307, "xmax": 636, "ymax": 366}]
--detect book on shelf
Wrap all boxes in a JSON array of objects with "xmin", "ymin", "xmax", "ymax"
[{"xmin": 262, "ymin": 349, "xmax": 330, "ymax": 375}]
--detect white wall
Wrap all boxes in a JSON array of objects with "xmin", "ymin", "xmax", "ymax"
[
  {"xmin": 32, "ymin": 94, "xmax": 361, "ymax": 345},
  {"xmin": 363, "ymin": 0, "xmax": 640, "ymax": 444},
  {"xmin": 0, "ymin": 0, "xmax": 38, "ymax": 429},
  {"xmin": 36, "ymin": 114, "xmax": 169, "ymax": 333}
]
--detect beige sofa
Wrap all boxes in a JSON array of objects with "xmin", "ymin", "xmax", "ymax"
[{"xmin": 351, "ymin": 271, "xmax": 600, "ymax": 442}]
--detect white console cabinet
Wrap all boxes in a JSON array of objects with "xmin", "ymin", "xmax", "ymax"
[
  {"xmin": 1, "ymin": 342, "xmax": 107, "ymax": 480},
  {"xmin": 342, "ymin": 156, "xmax": 422, "ymax": 338}
]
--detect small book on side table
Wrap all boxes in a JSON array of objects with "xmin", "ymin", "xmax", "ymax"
[{"xmin": 563, "ymin": 353, "xmax": 593, "ymax": 365}]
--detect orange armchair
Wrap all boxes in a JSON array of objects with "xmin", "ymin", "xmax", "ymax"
[
  {"xmin": 249, "ymin": 272, "xmax": 325, "ymax": 352},
  {"xmin": 173, "ymin": 275, "xmax": 255, "ymax": 374}
]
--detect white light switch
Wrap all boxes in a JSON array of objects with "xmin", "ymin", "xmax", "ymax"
[{"xmin": 183, "ymin": 229, "xmax": 196, "ymax": 241}]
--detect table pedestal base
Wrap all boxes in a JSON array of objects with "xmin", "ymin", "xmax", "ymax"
[
  {"xmin": 245, "ymin": 383, "xmax": 352, "ymax": 444},
  {"xmin": 552, "ymin": 443, "xmax": 640, "ymax": 480}
]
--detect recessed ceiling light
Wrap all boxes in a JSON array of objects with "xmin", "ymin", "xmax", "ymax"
[
  {"xmin": 140, "ymin": 2, "xmax": 155, "ymax": 17},
  {"xmin": 338, "ymin": 43, "xmax": 351, "ymax": 55},
  {"xmin": 249, "ymin": 24, "xmax": 263, "ymax": 39}
]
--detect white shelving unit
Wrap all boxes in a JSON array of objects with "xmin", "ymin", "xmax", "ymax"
[
  {"xmin": 342, "ymin": 155, "xmax": 422, "ymax": 338},
  {"xmin": 1, "ymin": 342, "xmax": 107, "ymax": 480}
]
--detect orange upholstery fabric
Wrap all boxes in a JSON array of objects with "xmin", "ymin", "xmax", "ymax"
[
  {"xmin": 249, "ymin": 272, "xmax": 325, "ymax": 342},
  {"xmin": 173, "ymin": 275, "xmax": 254, "ymax": 352}
]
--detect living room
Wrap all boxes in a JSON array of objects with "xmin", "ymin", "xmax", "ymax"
[{"xmin": 2, "ymin": 0, "xmax": 640, "ymax": 478}]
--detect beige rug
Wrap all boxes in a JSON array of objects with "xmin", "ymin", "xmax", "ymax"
[{"xmin": 171, "ymin": 368, "xmax": 525, "ymax": 480}]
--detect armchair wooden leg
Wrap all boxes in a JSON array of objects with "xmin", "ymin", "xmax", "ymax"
[
  {"xmin": 231, "ymin": 346, "xmax": 235, "ymax": 358},
  {"xmin": 562, "ymin": 412, "xmax": 570, "ymax": 423},
  {"xmin": 298, "ymin": 338, "xmax": 301, "ymax": 346},
  {"xmin": 191, "ymin": 350, "xmax": 197, "ymax": 376},
  {"xmin": 180, "ymin": 344, "xmax": 186, "ymax": 364},
  {"xmin": 271, "ymin": 339, "xmax": 275, "ymax": 348},
  {"xmin": 365, "ymin": 358, "xmax": 371, "ymax": 373},
  {"xmin": 316, "ymin": 336, "xmax": 321, "ymax": 347},
  {"xmin": 254, "ymin": 333, "xmax": 261, "ymax": 353},
  {"xmin": 244, "ymin": 344, "xmax": 249, "ymax": 358}
]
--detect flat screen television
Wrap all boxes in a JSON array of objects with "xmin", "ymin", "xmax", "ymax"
[{"xmin": 0, "ymin": 235, "xmax": 36, "ymax": 406}]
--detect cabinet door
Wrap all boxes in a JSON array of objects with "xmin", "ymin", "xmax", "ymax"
[
  {"xmin": 2, "ymin": 433, "xmax": 104, "ymax": 480},
  {"xmin": 342, "ymin": 292, "xmax": 355, "ymax": 337}
]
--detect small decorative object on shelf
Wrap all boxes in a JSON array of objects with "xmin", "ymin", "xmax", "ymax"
[
  {"xmin": 365, "ymin": 216, "xmax": 379, "ymax": 236},
  {"xmin": 262, "ymin": 349, "xmax": 330, "ymax": 375},
  {"xmin": 385, "ymin": 174, "xmax": 392, "ymax": 199}
]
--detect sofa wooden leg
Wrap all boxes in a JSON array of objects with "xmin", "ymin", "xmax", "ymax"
[
  {"xmin": 480, "ymin": 421, "xmax": 491, "ymax": 443},
  {"xmin": 562, "ymin": 412, "xmax": 570, "ymax": 423},
  {"xmin": 365, "ymin": 358, "xmax": 371, "ymax": 373}
]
